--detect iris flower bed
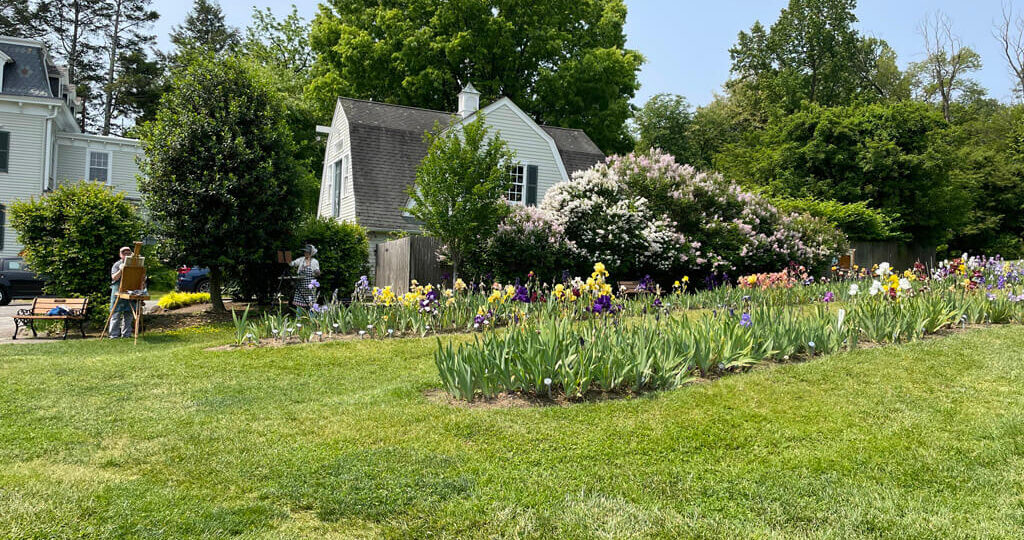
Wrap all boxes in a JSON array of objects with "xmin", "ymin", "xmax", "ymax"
[{"xmin": 432, "ymin": 255, "xmax": 1024, "ymax": 400}]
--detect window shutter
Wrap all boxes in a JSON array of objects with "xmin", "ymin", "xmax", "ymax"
[
  {"xmin": 0, "ymin": 131, "xmax": 9, "ymax": 173},
  {"xmin": 0, "ymin": 204, "xmax": 5, "ymax": 251},
  {"xmin": 525, "ymin": 165, "xmax": 539, "ymax": 206}
]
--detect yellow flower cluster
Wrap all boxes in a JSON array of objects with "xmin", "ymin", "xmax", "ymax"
[
  {"xmin": 372, "ymin": 286, "xmax": 396, "ymax": 306},
  {"xmin": 553, "ymin": 283, "xmax": 578, "ymax": 302}
]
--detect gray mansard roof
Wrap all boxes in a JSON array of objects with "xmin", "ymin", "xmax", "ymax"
[
  {"xmin": 0, "ymin": 39, "xmax": 55, "ymax": 98},
  {"xmin": 337, "ymin": 97, "xmax": 606, "ymax": 232}
]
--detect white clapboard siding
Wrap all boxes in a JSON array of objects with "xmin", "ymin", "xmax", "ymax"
[
  {"xmin": 55, "ymin": 134, "xmax": 143, "ymax": 200},
  {"xmin": 318, "ymin": 100, "xmax": 357, "ymax": 223},
  {"xmin": 0, "ymin": 109, "xmax": 45, "ymax": 257},
  {"xmin": 476, "ymin": 100, "xmax": 566, "ymax": 201}
]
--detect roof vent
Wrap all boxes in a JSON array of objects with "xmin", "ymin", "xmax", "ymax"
[{"xmin": 457, "ymin": 82, "xmax": 480, "ymax": 118}]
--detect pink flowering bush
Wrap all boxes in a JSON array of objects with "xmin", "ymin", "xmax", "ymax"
[
  {"xmin": 469, "ymin": 205, "xmax": 581, "ymax": 282},
  {"xmin": 542, "ymin": 148, "xmax": 846, "ymax": 279},
  {"xmin": 540, "ymin": 163, "xmax": 700, "ymax": 277}
]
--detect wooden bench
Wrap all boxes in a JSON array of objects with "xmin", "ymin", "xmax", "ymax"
[
  {"xmin": 617, "ymin": 280, "xmax": 651, "ymax": 297},
  {"xmin": 12, "ymin": 297, "xmax": 89, "ymax": 340}
]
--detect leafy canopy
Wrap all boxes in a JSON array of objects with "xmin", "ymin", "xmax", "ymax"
[
  {"xmin": 306, "ymin": 0, "xmax": 643, "ymax": 153},
  {"xmin": 715, "ymin": 101, "xmax": 960, "ymax": 245},
  {"xmin": 407, "ymin": 114, "xmax": 515, "ymax": 279},
  {"xmin": 137, "ymin": 54, "xmax": 302, "ymax": 311}
]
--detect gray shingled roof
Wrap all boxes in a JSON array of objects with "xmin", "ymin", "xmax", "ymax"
[
  {"xmin": 339, "ymin": 97, "xmax": 606, "ymax": 232},
  {"xmin": 541, "ymin": 126, "xmax": 607, "ymax": 176},
  {"xmin": 0, "ymin": 41, "xmax": 53, "ymax": 98}
]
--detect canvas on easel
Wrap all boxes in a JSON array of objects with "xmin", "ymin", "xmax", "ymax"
[{"xmin": 119, "ymin": 241, "xmax": 146, "ymax": 293}]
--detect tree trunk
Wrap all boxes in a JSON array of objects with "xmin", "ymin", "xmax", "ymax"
[
  {"xmin": 101, "ymin": 0, "xmax": 121, "ymax": 136},
  {"xmin": 209, "ymin": 265, "xmax": 226, "ymax": 313}
]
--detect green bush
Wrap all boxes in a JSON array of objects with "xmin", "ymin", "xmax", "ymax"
[
  {"xmin": 772, "ymin": 197, "xmax": 901, "ymax": 242},
  {"xmin": 295, "ymin": 217, "xmax": 369, "ymax": 299},
  {"xmin": 467, "ymin": 205, "xmax": 582, "ymax": 283},
  {"xmin": 10, "ymin": 182, "xmax": 145, "ymax": 326}
]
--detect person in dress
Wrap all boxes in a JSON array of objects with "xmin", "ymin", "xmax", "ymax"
[
  {"xmin": 290, "ymin": 244, "xmax": 321, "ymax": 311},
  {"xmin": 109, "ymin": 246, "xmax": 137, "ymax": 338}
]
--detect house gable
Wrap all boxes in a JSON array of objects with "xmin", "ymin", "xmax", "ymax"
[{"xmin": 315, "ymin": 92, "xmax": 605, "ymax": 238}]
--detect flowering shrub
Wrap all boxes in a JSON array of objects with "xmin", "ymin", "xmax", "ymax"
[
  {"xmin": 470, "ymin": 205, "xmax": 580, "ymax": 282},
  {"xmin": 158, "ymin": 291, "xmax": 211, "ymax": 309},
  {"xmin": 542, "ymin": 148, "xmax": 846, "ymax": 280},
  {"xmin": 540, "ymin": 163, "xmax": 698, "ymax": 277}
]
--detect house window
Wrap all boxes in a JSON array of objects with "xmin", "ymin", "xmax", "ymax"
[
  {"xmin": 0, "ymin": 204, "xmax": 5, "ymax": 251},
  {"xmin": 332, "ymin": 157, "xmax": 344, "ymax": 217},
  {"xmin": 506, "ymin": 164, "xmax": 525, "ymax": 204},
  {"xmin": 0, "ymin": 131, "xmax": 9, "ymax": 173},
  {"xmin": 87, "ymin": 150, "xmax": 111, "ymax": 184}
]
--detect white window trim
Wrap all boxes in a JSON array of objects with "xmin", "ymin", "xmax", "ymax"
[
  {"xmin": 506, "ymin": 162, "xmax": 527, "ymax": 206},
  {"xmin": 332, "ymin": 157, "xmax": 344, "ymax": 217},
  {"xmin": 86, "ymin": 149, "xmax": 113, "ymax": 185}
]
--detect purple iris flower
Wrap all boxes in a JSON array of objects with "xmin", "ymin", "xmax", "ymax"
[
  {"xmin": 426, "ymin": 289, "xmax": 439, "ymax": 302},
  {"xmin": 591, "ymin": 294, "xmax": 613, "ymax": 314},
  {"xmin": 308, "ymin": 279, "xmax": 320, "ymax": 289},
  {"xmin": 513, "ymin": 285, "xmax": 531, "ymax": 303},
  {"xmin": 653, "ymin": 297, "xmax": 662, "ymax": 308},
  {"xmin": 740, "ymin": 313, "xmax": 752, "ymax": 327},
  {"xmin": 822, "ymin": 291, "xmax": 835, "ymax": 303}
]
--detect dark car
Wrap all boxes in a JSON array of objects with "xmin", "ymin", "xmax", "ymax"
[
  {"xmin": 0, "ymin": 257, "xmax": 47, "ymax": 305},
  {"xmin": 176, "ymin": 266, "xmax": 211, "ymax": 293}
]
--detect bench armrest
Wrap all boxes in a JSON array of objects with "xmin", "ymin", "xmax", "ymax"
[{"xmin": 69, "ymin": 308, "xmax": 86, "ymax": 317}]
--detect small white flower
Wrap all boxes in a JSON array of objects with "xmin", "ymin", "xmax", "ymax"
[
  {"xmin": 899, "ymin": 278, "xmax": 911, "ymax": 290},
  {"xmin": 367, "ymin": 325, "xmax": 374, "ymax": 329},
  {"xmin": 544, "ymin": 378, "xmax": 552, "ymax": 386},
  {"xmin": 358, "ymin": 330, "xmax": 366, "ymax": 336},
  {"xmin": 848, "ymin": 283, "xmax": 859, "ymax": 296},
  {"xmin": 296, "ymin": 323, "xmax": 302, "ymax": 328},
  {"xmin": 473, "ymin": 323, "xmax": 480, "ymax": 329},
  {"xmin": 869, "ymin": 280, "xmax": 882, "ymax": 296}
]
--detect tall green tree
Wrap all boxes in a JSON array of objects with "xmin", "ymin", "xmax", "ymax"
[
  {"xmin": 408, "ymin": 114, "xmax": 515, "ymax": 280},
  {"xmin": 168, "ymin": 0, "xmax": 239, "ymax": 64},
  {"xmin": 307, "ymin": 0, "xmax": 643, "ymax": 153},
  {"xmin": 715, "ymin": 101, "xmax": 962, "ymax": 245},
  {"xmin": 1, "ymin": 0, "xmax": 47, "ymax": 39},
  {"xmin": 909, "ymin": 12, "xmax": 982, "ymax": 122},
  {"xmin": 633, "ymin": 94, "xmax": 697, "ymax": 166},
  {"xmin": 95, "ymin": 0, "xmax": 159, "ymax": 135},
  {"xmin": 727, "ymin": 0, "xmax": 903, "ymax": 121},
  {"xmin": 38, "ymin": 0, "xmax": 106, "ymax": 130},
  {"xmin": 946, "ymin": 101, "xmax": 1024, "ymax": 257},
  {"xmin": 137, "ymin": 55, "xmax": 303, "ymax": 312},
  {"xmin": 240, "ymin": 6, "xmax": 321, "ymax": 215}
]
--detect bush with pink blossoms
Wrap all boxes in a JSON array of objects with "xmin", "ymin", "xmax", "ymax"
[
  {"xmin": 541, "ymin": 148, "xmax": 846, "ymax": 279},
  {"xmin": 468, "ymin": 205, "xmax": 582, "ymax": 282},
  {"xmin": 540, "ymin": 163, "xmax": 700, "ymax": 278}
]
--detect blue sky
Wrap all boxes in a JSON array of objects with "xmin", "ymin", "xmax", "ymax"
[{"xmin": 150, "ymin": 0, "xmax": 1021, "ymax": 105}]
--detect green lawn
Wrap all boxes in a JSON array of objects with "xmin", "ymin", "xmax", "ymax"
[{"xmin": 2, "ymin": 326, "xmax": 1024, "ymax": 538}]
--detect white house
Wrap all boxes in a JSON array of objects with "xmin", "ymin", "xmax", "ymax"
[
  {"xmin": 0, "ymin": 36, "xmax": 144, "ymax": 258},
  {"xmin": 315, "ymin": 83, "xmax": 606, "ymax": 271}
]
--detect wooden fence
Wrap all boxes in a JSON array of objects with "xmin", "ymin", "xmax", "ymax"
[
  {"xmin": 374, "ymin": 236, "xmax": 450, "ymax": 294},
  {"xmin": 850, "ymin": 241, "xmax": 936, "ymax": 270}
]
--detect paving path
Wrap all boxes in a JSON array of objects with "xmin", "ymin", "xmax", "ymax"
[{"xmin": 0, "ymin": 300, "xmax": 32, "ymax": 344}]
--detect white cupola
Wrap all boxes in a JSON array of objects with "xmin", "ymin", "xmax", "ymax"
[{"xmin": 457, "ymin": 82, "xmax": 481, "ymax": 118}]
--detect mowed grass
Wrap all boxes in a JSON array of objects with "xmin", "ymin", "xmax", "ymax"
[{"xmin": 2, "ymin": 326, "xmax": 1024, "ymax": 538}]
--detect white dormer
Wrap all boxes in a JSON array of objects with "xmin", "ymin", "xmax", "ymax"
[
  {"xmin": 0, "ymin": 49, "xmax": 12, "ymax": 92},
  {"xmin": 457, "ymin": 82, "xmax": 480, "ymax": 118}
]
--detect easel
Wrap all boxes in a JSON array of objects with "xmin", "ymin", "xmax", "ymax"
[{"xmin": 102, "ymin": 241, "xmax": 150, "ymax": 344}]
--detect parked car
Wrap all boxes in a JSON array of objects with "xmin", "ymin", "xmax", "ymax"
[
  {"xmin": 0, "ymin": 257, "xmax": 47, "ymax": 305},
  {"xmin": 176, "ymin": 266, "xmax": 211, "ymax": 293}
]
